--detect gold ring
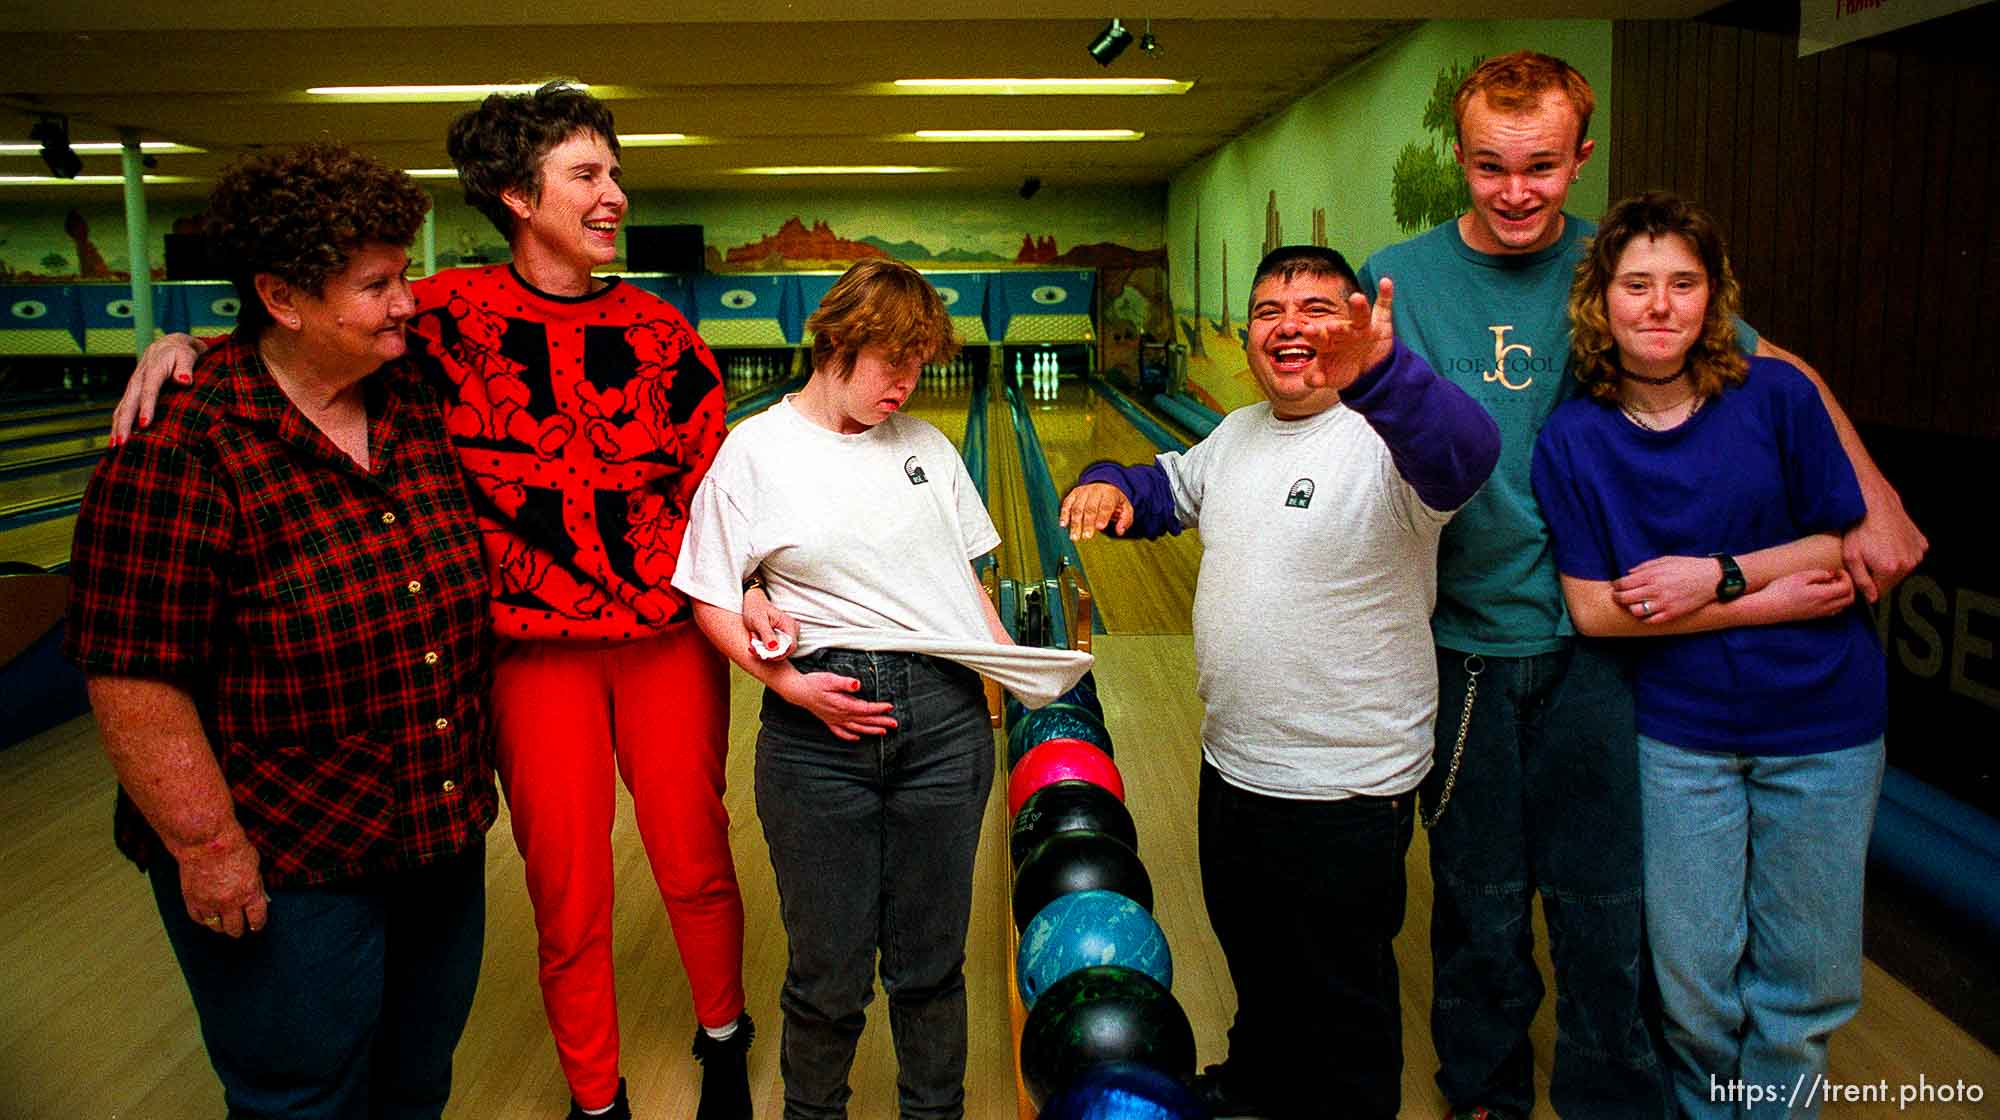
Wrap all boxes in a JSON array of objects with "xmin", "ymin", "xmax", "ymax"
[{"xmin": 203, "ymin": 915, "xmax": 222, "ymax": 927}]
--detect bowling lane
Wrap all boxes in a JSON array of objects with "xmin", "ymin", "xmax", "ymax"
[
  {"xmin": 897, "ymin": 367, "xmax": 976, "ymax": 452},
  {"xmin": 0, "ymin": 463, "xmax": 95, "ymax": 520},
  {"xmin": 0, "ymin": 430, "xmax": 108, "ymax": 470},
  {"xmin": 1021, "ymin": 378, "xmax": 1200, "ymax": 635},
  {"xmin": 0, "ymin": 513, "xmax": 78, "ymax": 571},
  {"xmin": 0, "ymin": 408, "xmax": 114, "ymax": 445}
]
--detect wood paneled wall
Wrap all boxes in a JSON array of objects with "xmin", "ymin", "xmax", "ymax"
[{"xmin": 1608, "ymin": 9, "xmax": 1998, "ymax": 438}]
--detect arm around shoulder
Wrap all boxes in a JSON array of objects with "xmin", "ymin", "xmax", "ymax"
[{"xmin": 1754, "ymin": 339, "xmax": 1926, "ymax": 600}]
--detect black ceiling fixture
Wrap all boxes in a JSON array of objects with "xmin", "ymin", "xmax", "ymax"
[
  {"xmin": 1019, "ymin": 175, "xmax": 1042, "ymax": 199},
  {"xmin": 1138, "ymin": 20, "xmax": 1161, "ymax": 56},
  {"xmin": 1087, "ymin": 18, "xmax": 1133, "ymax": 66},
  {"xmin": 30, "ymin": 114, "xmax": 83, "ymax": 179}
]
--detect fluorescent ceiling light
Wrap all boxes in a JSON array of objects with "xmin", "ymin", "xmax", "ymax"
[
  {"xmin": 727, "ymin": 165, "xmax": 953, "ymax": 176},
  {"xmin": 305, "ymin": 83, "xmax": 628, "ymax": 103},
  {"xmin": 890, "ymin": 78, "xmax": 1191, "ymax": 95},
  {"xmin": 0, "ymin": 175, "xmax": 201, "ymax": 185},
  {"xmin": 621, "ymin": 133, "xmax": 692, "ymax": 146},
  {"xmin": 910, "ymin": 129, "xmax": 1142, "ymax": 142},
  {"xmin": 0, "ymin": 141, "xmax": 204, "ymax": 155},
  {"xmin": 404, "ymin": 169, "xmax": 460, "ymax": 179}
]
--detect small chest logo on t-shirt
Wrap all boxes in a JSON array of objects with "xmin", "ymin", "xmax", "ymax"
[
  {"xmin": 904, "ymin": 456, "xmax": 929, "ymax": 486},
  {"xmin": 1285, "ymin": 478, "xmax": 1315, "ymax": 508}
]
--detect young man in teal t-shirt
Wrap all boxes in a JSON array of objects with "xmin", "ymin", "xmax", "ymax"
[{"xmin": 1359, "ymin": 52, "xmax": 1924, "ymax": 1120}]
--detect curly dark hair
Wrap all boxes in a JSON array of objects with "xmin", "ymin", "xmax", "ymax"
[
  {"xmin": 447, "ymin": 80, "xmax": 619, "ymax": 239},
  {"xmin": 1568, "ymin": 191, "xmax": 1747, "ymax": 403},
  {"xmin": 806, "ymin": 259, "xmax": 960, "ymax": 380},
  {"xmin": 206, "ymin": 140, "xmax": 429, "ymax": 333}
]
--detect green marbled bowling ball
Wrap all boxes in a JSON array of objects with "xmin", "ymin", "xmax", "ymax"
[
  {"xmin": 1008, "ymin": 703, "xmax": 1113, "ymax": 770},
  {"xmin": 1018, "ymin": 964, "xmax": 1196, "ymax": 1108}
]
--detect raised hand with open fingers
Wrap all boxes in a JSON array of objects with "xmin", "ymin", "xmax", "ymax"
[{"xmin": 1300, "ymin": 276, "xmax": 1396, "ymax": 393}]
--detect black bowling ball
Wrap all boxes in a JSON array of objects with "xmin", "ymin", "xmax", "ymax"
[
  {"xmin": 1010, "ymin": 779, "xmax": 1138, "ymax": 867},
  {"xmin": 1018, "ymin": 965, "xmax": 1197, "ymax": 1108},
  {"xmin": 1012, "ymin": 828, "xmax": 1152, "ymax": 934}
]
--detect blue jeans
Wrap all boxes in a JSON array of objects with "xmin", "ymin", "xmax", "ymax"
[
  {"xmin": 755, "ymin": 649, "xmax": 994, "ymax": 1120},
  {"xmin": 149, "ymin": 846, "xmax": 486, "ymax": 1120},
  {"xmin": 1640, "ymin": 736, "xmax": 1884, "ymax": 1120},
  {"xmin": 1198, "ymin": 761, "xmax": 1414, "ymax": 1119},
  {"xmin": 1425, "ymin": 641, "xmax": 1667, "ymax": 1119}
]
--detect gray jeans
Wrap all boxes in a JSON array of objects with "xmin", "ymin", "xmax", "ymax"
[{"xmin": 755, "ymin": 648, "xmax": 994, "ymax": 1120}]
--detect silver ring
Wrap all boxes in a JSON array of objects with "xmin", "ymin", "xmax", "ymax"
[{"xmin": 1643, "ymin": 599, "xmax": 1653, "ymax": 615}]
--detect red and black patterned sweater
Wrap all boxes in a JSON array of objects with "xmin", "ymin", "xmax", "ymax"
[{"xmin": 407, "ymin": 265, "xmax": 726, "ymax": 643}]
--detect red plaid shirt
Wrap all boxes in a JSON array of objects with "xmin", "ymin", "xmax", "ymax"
[{"xmin": 65, "ymin": 333, "xmax": 496, "ymax": 887}]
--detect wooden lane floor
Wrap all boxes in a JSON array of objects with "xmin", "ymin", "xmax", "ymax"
[
  {"xmin": 1022, "ymin": 377, "xmax": 1200, "ymax": 635},
  {"xmin": 982, "ymin": 378, "xmax": 1041, "ymax": 596},
  {"xmin": 0, "ymin": 406, "xmax": 114, "ymax": 446},
  {"xmin": 0, "ymin": 429, "xmax": 108, "ymax": 471},
  {"xmin": 0, "ymin": 462, "xmax": 95, "ymax": 519},
  {"xmin": 0, "ymin": 512, "xmax": 79, "ymax": 571},
  {"xmin": 0, "ymin": 397, "xmax": 119, "ymax": 423},
  {"xmin": 6, "ymin": 639, "xmax": 1998, "ymax": 1117}
]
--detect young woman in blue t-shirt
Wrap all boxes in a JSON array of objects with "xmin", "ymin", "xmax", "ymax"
[{"xmin": 1531, "ymin": 191, "xmax": 1886, "ymax": 1120}]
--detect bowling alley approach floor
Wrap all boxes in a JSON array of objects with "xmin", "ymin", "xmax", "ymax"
[{"xmin": 4, "ymin": 634, "xmax": 1997, "ymax": 1117}]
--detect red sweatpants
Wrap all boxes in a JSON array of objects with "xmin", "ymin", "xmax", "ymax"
[{"xmin": 492, "ymin": 624, "xmax": 745, "ymax": 1109}]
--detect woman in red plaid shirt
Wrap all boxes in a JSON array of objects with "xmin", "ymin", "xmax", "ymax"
[
  {"xmin": 113, "ymin": 84, "xmax": 756, "ymax": 1120},
  {"xmin": 68, "ymin": 143, "xmax": 495, "ymax": 1119}
]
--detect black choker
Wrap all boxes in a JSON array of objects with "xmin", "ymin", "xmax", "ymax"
[{"xmin": 1619, "ymin": 365, "xmax": 1687, "ymax": 386}]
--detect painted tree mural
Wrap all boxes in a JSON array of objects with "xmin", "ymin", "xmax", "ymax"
[{"xmin": 1390, "ymin": 57, "xmax": 1479, "ymax": 234}]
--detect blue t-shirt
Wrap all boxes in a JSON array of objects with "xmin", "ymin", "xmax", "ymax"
[
  {"xmin": 1530, "ymin": 358, "xmax": 1884, "ymax": 755},
  {"xmin": 1361, "ymin": 216, "xmax": 1758, "ymax": 656}
]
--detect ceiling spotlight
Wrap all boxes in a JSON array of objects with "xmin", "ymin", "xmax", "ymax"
[
  {"xmin": 1139, "ymin": 23, "xmax": 1161, "ymax": 56},
  {"xmin": 30, "ymin": 115, "xmax": 82, "ymax": 180},
  {"xmin": 1087, "ymin": 19, "xmax": 1134, "ymax": 67}
]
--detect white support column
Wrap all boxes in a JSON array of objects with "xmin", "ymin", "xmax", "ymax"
[
  {"xmin": 119, "ymin": 129, "xmax": 154, "ymax": 353},
  {"xmin": 422, "ymin": 200, "xmax": 438, "ymax": 277}
]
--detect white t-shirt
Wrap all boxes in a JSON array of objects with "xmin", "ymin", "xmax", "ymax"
[
  {"xmin": 1163, "ymin": 401, "xmax": 1454, "ymax": 800},
  {"xmin": 673, "ymin": 398, "xmax": 1090, "ymax": 705}
]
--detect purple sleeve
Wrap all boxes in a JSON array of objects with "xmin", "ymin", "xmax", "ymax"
[
  {"xmin": 1340, "ymin": 338, "xmax": 1501, "ymax": 511},
  {"xmin": 1075, "ymin": 460, "xmax": 1184, "ymax": 539}
]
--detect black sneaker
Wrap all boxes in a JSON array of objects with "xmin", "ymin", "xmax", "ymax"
[
  {"xmin": 1189, "ymin": 1063, "xmax": 1274, "ymax": 1118},
  {"xmin": 565, "ymin": 1079, "xmax": 630, "ymax": 1120},
  {"xmin": 691, "ymin": 1012, "xmax": 755, "ymax": 1120}
]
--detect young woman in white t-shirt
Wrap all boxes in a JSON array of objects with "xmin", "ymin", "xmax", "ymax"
[{"xmin": 672, "ymin": 259, "xmax": 1016, "ymax": 1117}]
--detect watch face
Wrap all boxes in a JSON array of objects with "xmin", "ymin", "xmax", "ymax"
[{"xmin": 1717, "ymin": 555, "xmax": 1747, "ymax": 601}]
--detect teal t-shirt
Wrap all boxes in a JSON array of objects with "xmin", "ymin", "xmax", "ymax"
[{"xmin": 1361, "ymin": 215, "xmax": 1756, "ymax": 655}]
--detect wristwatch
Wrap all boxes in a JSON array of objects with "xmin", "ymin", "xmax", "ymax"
[{"xmin": 1713, "ymin": 554, "xmax": 1746, "ymax": 602}]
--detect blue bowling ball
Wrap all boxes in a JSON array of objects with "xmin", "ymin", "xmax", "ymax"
[
  {"xmin": 1037, "ymin": 1060, "xmax": 1211, "ymax": 1120},
  {"xmin": 1018, "ymin": 889, "xmax": 1172, "ymax": 1009}
]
